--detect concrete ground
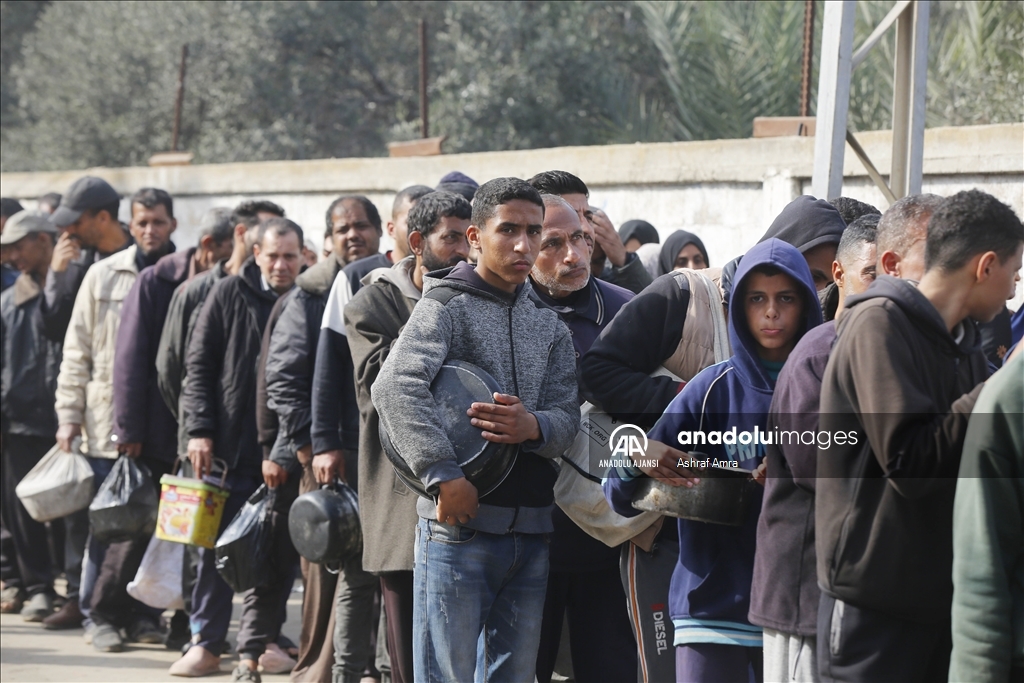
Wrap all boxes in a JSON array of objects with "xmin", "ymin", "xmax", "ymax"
[{"xmin": 0, "ymin": 584, "xmax": 303, "ymax": 683}]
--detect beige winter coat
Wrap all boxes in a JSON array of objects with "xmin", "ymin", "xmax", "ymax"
[{"xmin": 54, "ymin": 245, "xmax": 138, "ymax": 458}]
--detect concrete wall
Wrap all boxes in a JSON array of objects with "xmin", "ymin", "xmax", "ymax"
[{"xmin": 3, "ymin": 123, "xmax": 1022, "ymax": 307}]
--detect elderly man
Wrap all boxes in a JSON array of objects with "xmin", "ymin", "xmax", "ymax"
[
  {"xmin": 177, "ymin": 218, "xmax": 304, "ymax": 681},
  {"xmin": 527, "ymin": 194, "xmax": 636, "ymax": 683},
  {"xmin": 0, "ymin": 212, "xmax": 61, "ymax": 621}
]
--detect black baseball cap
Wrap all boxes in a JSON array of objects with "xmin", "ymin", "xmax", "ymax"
[{"xmin": 51, "ymin": 176, "xmax": 121, "ymax": 228}]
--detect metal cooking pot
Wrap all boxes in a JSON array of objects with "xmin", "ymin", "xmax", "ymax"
[
  {"xmin": 631, "ymin": 465, "xmax": 756, "ymax": 526},
  {"xmin": 380, "ymin": 360, "xmax": 518, "ymax": 499},
  {"xmin": 288, "ymin": 482, "xmax": 362, "ymax": 565}
]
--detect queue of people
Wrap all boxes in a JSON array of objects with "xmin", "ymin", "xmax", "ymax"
[{"xmin": 0, "ymin": 168, "xmax": 1022, "ymax": 683}]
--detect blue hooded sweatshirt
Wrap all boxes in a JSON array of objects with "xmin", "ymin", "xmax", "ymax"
[{"xmin": 604, "ymin": 238, "xmax": 822, "ymax": 648}]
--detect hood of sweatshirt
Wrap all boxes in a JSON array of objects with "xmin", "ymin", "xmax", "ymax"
[
  {"xmin": 722, "ymin": 195, "xmax": 846, "ymax": 298},
  {"xmin": 367, "ymin": 256, "xmax": 422, "ymax": 301},
  {"xmin": 425, "ymin": 260, "xmax": 530, "ymax": 307},
  {"xmin": 728, "ymin": 238, "xmax": 823, "ymax": 392},
  {"xmin": 842, "ymin": 275, "xmax": 981, "ymax": 356},
  {"xmin": 658, "ymin": 229, "xmax": 710, "ymax": 275}
]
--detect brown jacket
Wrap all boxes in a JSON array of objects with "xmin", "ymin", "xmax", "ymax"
[{"xmin": 816, "ymin": 275, "xmax": 988, "ymax": 624}]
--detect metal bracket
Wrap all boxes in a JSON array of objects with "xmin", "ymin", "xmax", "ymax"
[{"xmin": 812, "ymin": 1, "xmax": 930, "ymax": 204}]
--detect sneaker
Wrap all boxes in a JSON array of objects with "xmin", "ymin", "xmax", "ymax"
[
  {"xmin": 92, "ymin": 623, "xmax": 124, "ymax": 653},
  {"xmin": 127, "ymin": 618, "xmax": 165, "ymax": 644},
  {"xmin": 0, "ymin": 586, "xmax": 24, "ymax": 614},
  {"xmin": 43, "ymin": 597, "xmax": 84, "ymax": 630},
  {"xmin": 231, "ymin": 662, "xmax": 261, "ymax": 683},
  {"xmin": 20, "ymin": 592, "xmax": 54, "ymax": 622},
  {"xmin": 83, "ymin": 621, "xmax": 97, "ymax": 644}
]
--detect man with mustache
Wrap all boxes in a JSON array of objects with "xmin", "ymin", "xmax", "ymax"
[
  {"xmin": 527, "ymin": 193, "xmax": 636, "ymax": 683},
  {"xmin": 342, "ymin": 190, "xmax": 471, "ymax": 683}
]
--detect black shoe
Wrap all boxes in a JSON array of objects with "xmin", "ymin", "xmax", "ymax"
[
  {"xmin": 165, "ymin": 610, "xmax": 191, "ymax": 651},
  {"xmin": 126, "ymin": 618, "xmax": 164, "ymax": 644}
]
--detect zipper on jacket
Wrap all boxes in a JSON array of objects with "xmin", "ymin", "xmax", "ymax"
[{"xmin": 506, "ymin": 303, "xmax": 521, "ymax": 533}]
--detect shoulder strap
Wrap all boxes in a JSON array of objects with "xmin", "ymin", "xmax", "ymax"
[
  {"xmin": 424, "ymin": 285, "xmax": 462, "ymax": 306},
  {"xmin": 561, "ymin": 455, "xmax": 603, "ymax": 484}
]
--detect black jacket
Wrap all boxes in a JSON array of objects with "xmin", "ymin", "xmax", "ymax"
[
  {"xmin": 182, "ymin": 258, "xmax": 283, "ymax": 474},
  {"xmin": 156, "ymin": 260, "xmax": 229, "ymax": 456},
  {"xmin": 721, "ymin": 196, "xmax": 846, "ymax": 301},
  {"xmin": 1, "ymin": 274, "xmax": 62, "ymax": 436},
  {"xmin": 263, "ymin": 257, "xmax": 344, "ymax": 468},
  {"xmin": 112, "ymin": 249, "xmax": 195, "ymax": 463},
  {"xmin": 580, "ymin": 272, "xmax": 691, "ymax": 428},
  {"xmin": 310, "ymin": 259, "xmax": 368, "ymax": 457},
  {"xmin": 816, "ymin": 276, "xmax": 988, "ymax": 624}
]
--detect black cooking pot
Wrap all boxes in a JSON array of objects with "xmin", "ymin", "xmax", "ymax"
[
  {"xmin": 288, "ymin": 481, "xmax": 362, "ymax": 565},
  {"xmin": 380, "ymin": 360, "xmax": 518, "ymax": 499},
  {"xmin": 631, "ymin": 464, "xmax": 757, "ymax": 526}
]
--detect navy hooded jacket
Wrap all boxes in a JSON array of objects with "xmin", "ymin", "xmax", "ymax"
[{"xmin": 604, "ymin": 238, "xmax": 822, "ymax": 647}]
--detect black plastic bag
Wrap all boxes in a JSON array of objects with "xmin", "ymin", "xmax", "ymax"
[
  {"xmin": 88, "ymin": 455, "xmax": 159, "ymax": 544},
  {"xmin": 215, "ymin": 485, "xmax": 274, "ymax": 593}
]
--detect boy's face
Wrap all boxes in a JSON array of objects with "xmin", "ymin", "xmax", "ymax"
[
  {"xmin": 967, "ymin": 243, "xmax": 1023, "ymax": 323},
  {"xmin": 468, "ymin": 199, "xmax": 544, "ymax": 293},
  {"xmin": 743, "ymin": 271, "xmax": 804, "ymax": 363}
]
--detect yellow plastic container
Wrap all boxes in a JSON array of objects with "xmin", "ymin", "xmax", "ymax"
[{"xmin": 156, "ymin": 475, "xmax": 229, "ymax": 549}]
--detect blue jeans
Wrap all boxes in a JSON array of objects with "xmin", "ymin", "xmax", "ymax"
[
  {"xmin": 75, "ymin": 456, "xmax": 116, "ymax": 621},
  {"xmin": 413, "ymin": 518, "xmax": 549, "ymax": 683}
]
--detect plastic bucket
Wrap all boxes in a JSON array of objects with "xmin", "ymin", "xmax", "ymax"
[{"xmin": 156, "ymin": 474, "xmax": 229, "ymax": 548}]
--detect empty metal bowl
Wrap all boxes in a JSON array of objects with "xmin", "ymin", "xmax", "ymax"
[{"xmin": 631, "ymin": 465, "xmax": 756, "ymax": 526}]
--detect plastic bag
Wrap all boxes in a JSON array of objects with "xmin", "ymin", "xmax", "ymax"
[
  {"xmin": 88, "ymin": 455, "xmax": 159, "ymax": 544},
  {"xmin": 15, "ymin": 440, "xmax": 94, "ymax": 522},
  {"xmin": 215, "ymin": 485, "xmax": 274, "ymax": 593},
  {"xmin": 127, "ymin": 534, "xmax": 185, "ymax": 610}
]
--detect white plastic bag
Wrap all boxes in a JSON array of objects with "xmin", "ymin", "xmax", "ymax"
[
  {"xmin": 15, "ymin": 439, "xmax": 94, "ymax": 522},
  {"xmin": 554, "ymin": 402, "xmax": 662, "ymax": 548},
  {"xmin": 127, "ymin": 534, "xmax": 185, "ymax": 610}
]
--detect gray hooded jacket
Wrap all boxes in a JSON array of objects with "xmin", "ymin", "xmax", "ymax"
[{"xmin": 371, "ymin": 265, "xmax": 579, "ymax": 535}]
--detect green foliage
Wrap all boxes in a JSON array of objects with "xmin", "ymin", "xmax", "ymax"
[
  {"xmin": 639, "ymin": 0, "xmax": 810, "ymax": 140},
  {"xmin": 0, "ymin": 0, "xmax": 1020, "ymax": 172}
]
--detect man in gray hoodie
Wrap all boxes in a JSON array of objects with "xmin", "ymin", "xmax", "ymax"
[{"xmin": 372, "ymin": 177, "xmax": 579, "ymax": 683}]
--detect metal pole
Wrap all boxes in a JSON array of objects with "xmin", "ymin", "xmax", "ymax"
[
  {"xmin": 419, "ymin": 20, "xmax": 428, "ymax": 139},
  {"xmin": 171, "ymin": 45, "xmax": 188, "ymax": 153},
  {"xmin": 890, "ymin": 3, "xmax": 914, "ymax": 198},
  {"xmin": 800, "ymin": 0, "xmax": 816, "ymax": 117},
  {"xmin": 907, "ymin": 1, "xmax": 930, "ymax": 195},
  {"xmin": 811, "ymin": 0, "xmax": 856, "ymax": 200}
]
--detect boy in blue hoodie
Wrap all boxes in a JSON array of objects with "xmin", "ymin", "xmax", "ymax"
[{"xmin": 605, "ymin": 238, "xmax": 822, "ymax": 682}]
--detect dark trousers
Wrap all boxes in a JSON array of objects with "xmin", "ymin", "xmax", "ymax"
[
  {"xmin": 675, "ymin": 643, "xmax": 763, "ymax": 683},
  {"xmin": 189, "ymin": 469, "xmax": 258, "ymax": 655},
  {"xmin": 89, "ymin": 455, "xmax": 173, "ymax": 629},
  {"xmin": 621, "ymin": 539, "xmax": 679, "ymax": 683},
  {"xmin": 817, "ymin": 593, "xmax": 951, "ymax": 683},
  {"xmin": 185, "ymin": 460, "xmax": 298, "ymax": 659},
  {"xmin": 236, "ymin": 475, "xmax": 301, "ymax": 659},
  {"xmin": 380, "ymin": 571, "xmax": 414, "ymax": 683},
  {"xmin": 292, "ymin": 464, "xmax": 339, "ymax": 682},
  {"xmin": 0, "ymin": 434, "xmax": 56, "ymax": 597},
  {"xmin": 536, "ymin": 565, "xmax": 638, "ymax": 683}
]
